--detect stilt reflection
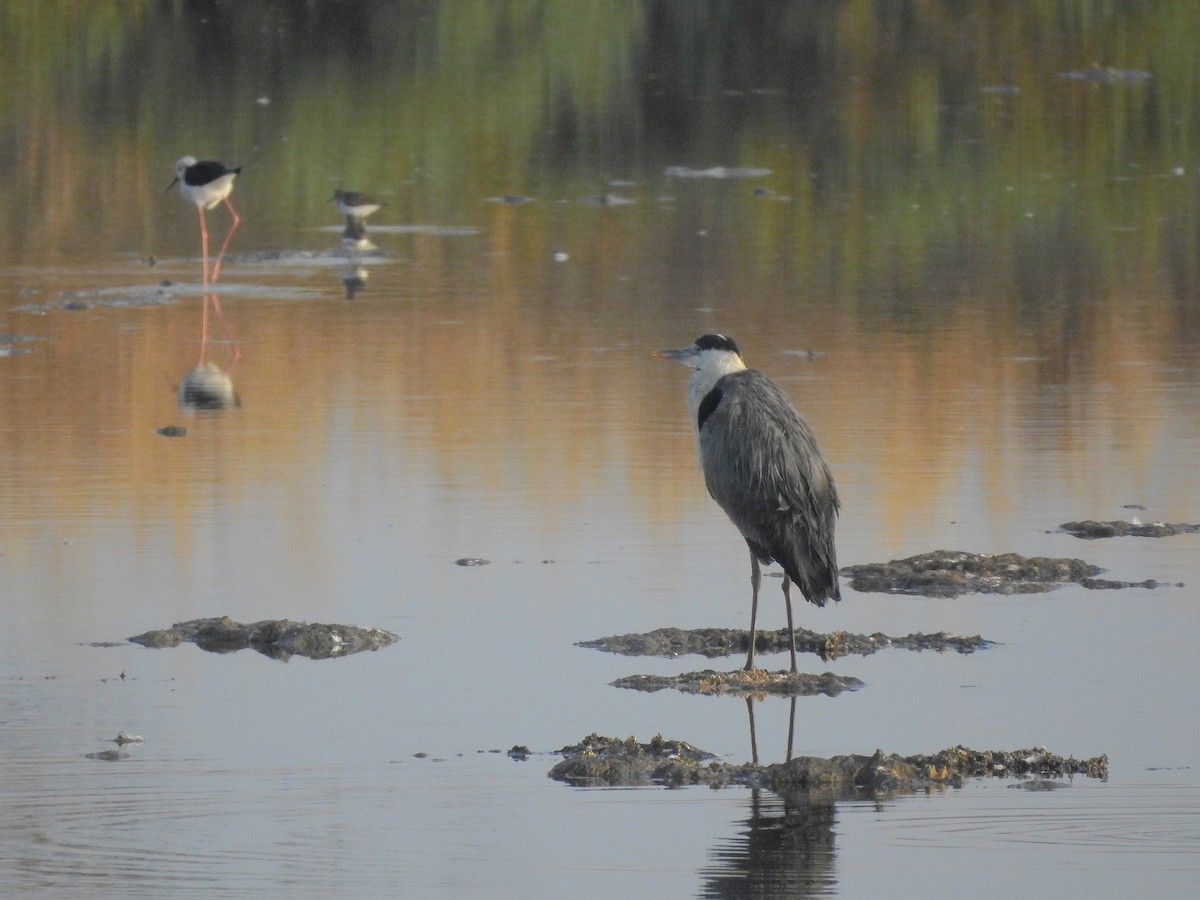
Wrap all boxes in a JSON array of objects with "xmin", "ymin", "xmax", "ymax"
[{"xmin": 178, "ymin": 292, "xmax": 240, "ymax": 411}]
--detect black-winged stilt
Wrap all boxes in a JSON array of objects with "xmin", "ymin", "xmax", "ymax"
[
  {"xmin": 331, "ymin": 189, "xmax": 382, "ymax": 223},
  {"xmin": 166, "ymin": 156, "xmax": 241, "ymax": 286}
]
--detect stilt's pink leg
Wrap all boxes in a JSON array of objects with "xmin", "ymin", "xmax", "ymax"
[
  {"xmin": 210, "ymin": 198, "xmax": 240, "ymax": 283},
  {"xmin": 198, "ymin": 206, "xmax": 210, "ymax": 287},
  {"xmin": 199, "ymin": 291, "xmax": 211, "ymax": 365},
  {"xmin": 198, "ymin": 294, "xmax": 240, "ymax": 370},
  {"xmin": 209, "ymin": 293, "xmax": 240, "ymax": 370}
]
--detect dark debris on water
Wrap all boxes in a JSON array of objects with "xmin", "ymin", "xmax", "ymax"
[{"xmin": 548, "ymin": 734, "xmax": 1108, "ymax": 793}]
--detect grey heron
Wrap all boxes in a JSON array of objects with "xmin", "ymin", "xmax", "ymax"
[
  {"xmin": 166, "ymin": 157, "xmax": 241, "ymax": 286},
  {"xmin": 657, "ymin": 333, "xmax": 841, "ymax": 672}
]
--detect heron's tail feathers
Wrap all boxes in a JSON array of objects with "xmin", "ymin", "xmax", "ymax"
[{"xmin": 780, "ymin": 534, "xmax": 840, "ymax": 608}]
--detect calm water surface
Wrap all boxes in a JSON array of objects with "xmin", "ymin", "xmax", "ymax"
[{"xmin": 3, "ymin": 4, "xmax": 1200, "ymax": 897}]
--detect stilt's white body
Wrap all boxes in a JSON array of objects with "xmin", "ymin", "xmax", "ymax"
[
  {"xmin": 167, "ymin": 156, "xmax": 241, "ymax": 285},
  {"xmin": 332, "ymin": 189, "xmax": 382, "ymax": 221},
  {"xmin": 172, "ymin": 156, "xmax": 239, "ymax": 209}
]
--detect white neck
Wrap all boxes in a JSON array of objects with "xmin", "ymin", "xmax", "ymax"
[{"xmin": 686, "ymin": 350, "xmax": 746, "ymax": 436}]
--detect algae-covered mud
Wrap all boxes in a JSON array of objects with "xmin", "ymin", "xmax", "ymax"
[
  {"xmin": 1060, "ymin": 520, "xmax": 1200, "ymax": 539},
  {"xmin": 580, "ymin": 627, "xmax": 991, "ymax": 661},
  {"xmin": 549, "ymin": 733, "xmax": 1108, "ymax": 792},
  {"xmin": 839, "ymin": 550, "xmax": 1174, "ymax": 597},
  {"xmin": 582, "ymin": 626, "xmax": 990, "ymax": 695},
  {"xmin": 128, "ymin": 617, "xmax": 399, "ymax": 660},
  {"xmin": 611, "ymin": 668, "xmax": 864, "ymax": 697}
]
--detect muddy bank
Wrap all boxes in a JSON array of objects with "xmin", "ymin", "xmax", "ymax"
[
  {"xmin": 1060, "ymin": 519, "xmax": 1200, "ymax": 539},
  {"xmin": 580, "ymin": 627, "xmax": 990, "ymax": 662},
  {"xmin": 549, "ymin": 733, "xmax": 1108, "ymax": 793},
  {"xmin": 841, "ymin": 550, "xmax": 1109, "ymax": 597},
  {"xmin": 612, "ymin": 668, "xmax": 863, "ymax": 697},
  {"xmin": 128, "ymin": 617, "xmax": 398, "ymax": 661}
]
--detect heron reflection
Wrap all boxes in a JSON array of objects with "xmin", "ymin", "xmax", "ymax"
[
  {"xmin": 700, "ymin": 785, "xmax": 839, "ymax": 898},
  {"xmin": 746, "ymin": 695, "xmax": 801, "ymax": 766},
  {"xmin": 706, "ymin": 696, "xmax": 838, "ymax": 898}
]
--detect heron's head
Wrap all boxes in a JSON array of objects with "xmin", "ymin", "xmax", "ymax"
[
  {"xmin": 657, "ymin": 335, "xmax": 746, "ymax": 438},
  {"xmin": 655, "ymin": 333, "xmax": 744, "ymax": 372}
]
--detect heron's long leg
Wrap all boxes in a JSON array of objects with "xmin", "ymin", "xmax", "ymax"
[
  {"xmin": 210, "ymin": 197, "xmax": 240, "ymax": 284},
  {"xmin": 786, "ymin": 696, "xmax": 797, "ymax": 761},
  {"xmin": 745, "ymin": 551, "xmax": 761, "ymax": 671},
  {"xmin": 783, "ymin": 574, "xmax": 798, "ymax": 673},
  {"xmin": 745, "ymin": 697, "xmax": 759, "ymax": 765}
]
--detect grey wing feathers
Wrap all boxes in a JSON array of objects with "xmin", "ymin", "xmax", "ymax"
[{"xmin": 698, "ymin": 370, "xmax": 841, "ymax": 606}]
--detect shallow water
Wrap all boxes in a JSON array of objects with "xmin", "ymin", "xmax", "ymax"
[{"xmin": 4, "ymin": 5, "xmax": 1200, "ymax": 897}]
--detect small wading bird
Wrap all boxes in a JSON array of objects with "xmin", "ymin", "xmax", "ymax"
[
  {"xmin": 332, "ymin": 190, "xmax": 382, "ymax": 254},
  {"xmin": 166, "ymin": 156, "xmax": 241, "ymax": 286},
  {"xmin": 657, "ymin": 333, "xmax": 841, "ymax": 673},
  {"xmin": 331, "ymin": 189, "xmax": 382, "ymax": 224}
]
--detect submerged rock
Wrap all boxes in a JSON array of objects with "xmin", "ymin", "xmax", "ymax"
[
  {"xmin": 85, "ymin": 750, "xmax": 130, "ymax": 761},
  {"xmin": 548, "ymin": 734, "xmax": 1108, "ymax": 792},
  {"xmin": 580, "ymin": 627, "xmax": 991, "ymax": 662},
  {"xmin": 128, "ymin": 617, "xmax": 399, "ymax": 661},
  {"xmin": 841, "ymin": 550, "xmax": 1103, "ymax": 597}
]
